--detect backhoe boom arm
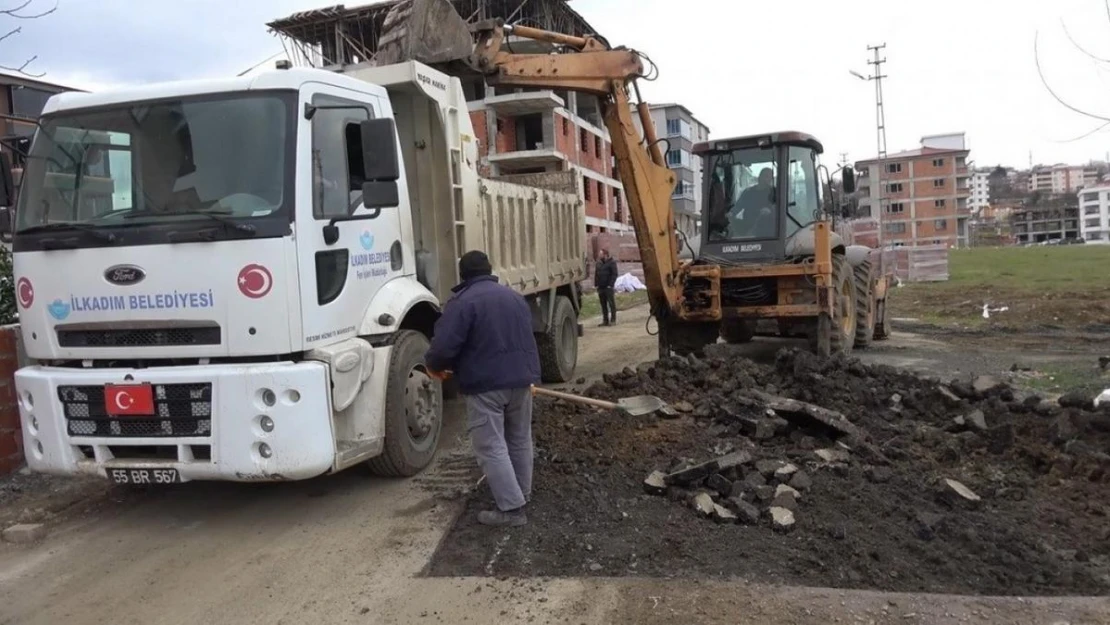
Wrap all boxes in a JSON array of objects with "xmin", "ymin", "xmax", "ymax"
[{"xmin": 467, "ymin": 20, "xmax": 683, "ymax": 317}]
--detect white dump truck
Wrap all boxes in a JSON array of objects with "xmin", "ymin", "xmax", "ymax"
[{"xmin": 3, "ymin": 60, "xmax": 586, "ymax": 483}]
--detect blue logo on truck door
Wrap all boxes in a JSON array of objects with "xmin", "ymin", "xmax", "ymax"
[
  {"xmin": 48, "ymin": 299, "xmax": 71, "ymax": 320},
  {"xmin": 352, "ymin": 231, "xmax": 389, "ymax": 279}
]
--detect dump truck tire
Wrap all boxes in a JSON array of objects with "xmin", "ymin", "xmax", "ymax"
[
  {"xmin": 369, "ymin": 330, "xmax": 443, "ymax": 477},
  {"xmin": 810, "ymin": 255, "xmax": 857, "ymax": 355},
  {"xmin": 537, "ymin": 295, "xmax": 577, "ymax": 383},
  {"xmin": 720, "ymin": 319, "xmax": 755, "ymax": 344},
  {"xmin": 853, "ymin": 260, "xmax": 875, "ymax": 349}
]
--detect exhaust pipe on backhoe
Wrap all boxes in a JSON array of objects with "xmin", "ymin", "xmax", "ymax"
[{"xmin": 373, "ymin": 0, "xmax": 477, "ymax": 66}]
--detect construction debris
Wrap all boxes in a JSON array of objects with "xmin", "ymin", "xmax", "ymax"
[{"xmin": 434, "ymin": 347, "xmax": 1110, "ymax": 596}]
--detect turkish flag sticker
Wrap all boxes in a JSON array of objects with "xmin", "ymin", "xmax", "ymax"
[{"xmin": 104, "ymin": 384, "xmax": 155, "ymax": 417}]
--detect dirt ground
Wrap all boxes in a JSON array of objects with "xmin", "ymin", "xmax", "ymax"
[{"xmin": 1, "ymin": 305, "xmax": 1109, "ymax": 624}]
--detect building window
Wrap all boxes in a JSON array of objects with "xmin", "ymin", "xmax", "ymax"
[
  {"xmin": 935, "ymin": 219, "xmax": 948, "ymax": 230},
  {"xmin": 583, "ymin": 175, "xmax": 591, "ymax": 201},
  {"xmin": 887, "ymin": 182, "xmax": 903, "ymax": 193},
  {"xmin": 594, "ymin": 135, "xmax": 602, "ymax": 158},
  {"xmin": 561, "ymin": 116, "xmax": 569, "ymax": 136},
  {"xmin": 665, "ymin": 118, "xmax": 692, "ymax": 139},
  {"xmin": 886, "ymin": 202, "xmax": 905, "ymax": 213},
  {"xmin": 597, "ymin": 180, "xmax": 604, "ymax": 202},
  {"xmin": 672, "ymin": 181, "xmax": 695, "ymax": 199},
  {"xmin": 580, "ymin": 128, "xmax": 589, "ymax": 155},
  {"xmin": 933, "ymin": 178, "xmax": 945, "ymax": 188},
  {"xmin": 932, "ymin": 158, "xmax": 944, "ymax": 167},
  {"xmin": 934, "ymin": 199, "xmax": 946, "ymax": 208},
  {"xmin": 885, "ymin": 222, "xmax": 906, "ymax": 234},
  {"xmin": 887, "ymin": 163, "xmax": 902, "ymax": 174},
  {"xmin": 666, "ymin": 149, "xmax": 690, "ymax": 168}
]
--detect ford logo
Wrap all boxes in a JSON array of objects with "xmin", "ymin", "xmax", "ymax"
[{"xmin": 104, "ymin": 265, "xmax": 146, "ymax": 286}]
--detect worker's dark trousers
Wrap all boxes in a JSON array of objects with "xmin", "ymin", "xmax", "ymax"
[
  {"xmin": 598, "ymin": 287, "xmax": 616, "ymax": 323},
  {"xmin": 466, "ymin": 388, "xmax": 533, "ymax": 511}
]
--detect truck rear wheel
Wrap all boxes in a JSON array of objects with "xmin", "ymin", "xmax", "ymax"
[
  {"xmin": 719, "ymin": 319, "xmax": 755, "ymax": 344},
  {"xmin": 853, "ymin": 260, "xmax": 876, "ymax": 349},
  {"xmin": 368, "ymin": 330, "xmax": 443, "ymax": 477},
  {"xmin": 537, "ymin": 295, "xmax": 577, "ymax": 383}
]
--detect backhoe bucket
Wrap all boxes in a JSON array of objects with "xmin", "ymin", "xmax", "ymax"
[{"xmin": 374, "ymin": 0, "xmax": 475, "ymax": 66}]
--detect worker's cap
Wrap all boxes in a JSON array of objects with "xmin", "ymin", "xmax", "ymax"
[{"xmin": 459, "ymin": 250, "xmax": 492, "ymax": 280}]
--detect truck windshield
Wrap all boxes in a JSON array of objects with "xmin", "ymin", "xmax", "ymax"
[
  {"xmin": 705, "ymin": 147, "xmax": 779, "ymax": 242},
  {"xmin": 16, "ymin": 93, "xmax": 292, "ymax": 236}
]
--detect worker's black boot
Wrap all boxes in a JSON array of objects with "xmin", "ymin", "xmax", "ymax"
[{"xmin": 477, "ymin": 507, "xmax": 527, "ymax": 527}]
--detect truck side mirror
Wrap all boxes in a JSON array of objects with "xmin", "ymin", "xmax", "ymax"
[
  {"xmin": 0, "ymin": 152, "xmax": 14, "ymax": 209},
  {"xmin": 360, "ymin": 118, "xmax": 400, "ymax": 211},
  {"xmin": 841, "ymin": 166, "xmax": 856, "ymax": 194}
]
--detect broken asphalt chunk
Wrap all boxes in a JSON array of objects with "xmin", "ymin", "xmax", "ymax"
[
  {"xmin": 815, "ymin": 448, "xmax": 851, "ymax": 463},
  {"xmin": 769, "ymin": 507, "xmax": 796, "ymax": 532},
  {"xmin": 711, "ymin": 503, "xmax": 737, "ymax": 524},
  {"xmin": 643, "ymin": 470, "xmax": 667, "ymax": 496}
]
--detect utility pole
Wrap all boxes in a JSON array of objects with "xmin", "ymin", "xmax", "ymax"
[{"xmin": 851, "ymin": 43, "xmax": 889, "ymax": 247}]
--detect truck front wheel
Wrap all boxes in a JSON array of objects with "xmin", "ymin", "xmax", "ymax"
[
  {"xmin": 368, "ymin": 330, "xmax": 443, "ymax": 477},
  {"xmin": 536, "ymin": 295, "xmax": 578, "ymax": 383}
]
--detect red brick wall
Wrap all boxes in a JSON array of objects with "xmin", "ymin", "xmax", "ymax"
[
  {"xmin": 589, "ymin": 231, "xmax": 641, "ymax": 262},
  {"xmin": 471, "ymin": 110, "xmax": 489, "ymax": 157},
  {"xmin": 0, "ymin": 327, "xmax": 23, "ymax": 476}
]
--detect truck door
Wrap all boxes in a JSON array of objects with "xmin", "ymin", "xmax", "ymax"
[{"xmin": 296, "ymin": 87, "xmax": 405, "ymax": 349}]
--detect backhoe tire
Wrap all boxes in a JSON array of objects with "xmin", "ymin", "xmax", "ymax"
[
  {"xmin": 853, "ymin": 260, "xmax": 876, "ymax": 349},
  {"xmin": 368, "ymin": 330, "xmax": 443, "ymax": 478},
  {"xmin": 537, "ymin": 295, "xmax": 577, "ymax": 383},
  {"xmin": 809, "ymin": 254, "xmax": 857, "ymax": 356},
  {"xmin": 874, "ymin": 297, "xmax": 892, "ymax": 340},
  {"xmin": 719, "ymin": 319, "xmax": 755, "ymax": 344}
]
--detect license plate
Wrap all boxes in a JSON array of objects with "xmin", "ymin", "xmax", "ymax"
[{"xmin": 108, "ymin": 468, "xmax": 180, "ymax": 485}]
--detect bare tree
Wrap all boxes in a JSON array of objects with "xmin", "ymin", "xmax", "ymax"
[
  {"xmin": 1035, "ymin": 1, "xmax": 1110, "ymax": 142},
  {"xmin": 0, "ymin": 0, "xmax": 57, "ymax": 78}
]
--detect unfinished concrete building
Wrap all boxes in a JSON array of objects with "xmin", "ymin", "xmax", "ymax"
[{"xmin": 268, "ymin": 0, "xmax": 631, "ymax": 234}]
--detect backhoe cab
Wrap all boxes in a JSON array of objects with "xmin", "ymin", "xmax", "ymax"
[{"xmin": 659, "ymin": 131, "xmax": 891, "ymax": 357}]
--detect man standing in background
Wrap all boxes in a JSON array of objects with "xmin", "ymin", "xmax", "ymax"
[
  {"xmin": 424, "ymin": 250, "xmax": 541, "ymax": 527},
  {"xmin": 594, "ymin": 248, "xmax": 618, "ymax": 326}
]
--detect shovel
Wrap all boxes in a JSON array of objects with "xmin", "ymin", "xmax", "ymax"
[{"xmin": 531, "ymin": 385, "xmax": 673, "ymax": 417}]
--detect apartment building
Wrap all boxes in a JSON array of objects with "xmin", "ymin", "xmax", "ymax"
[
  {"xmin": 0, "ymin": 71, "xmax": 76, "ymax": 167},
  {"xmin": 968, "ymin": 170, "xmax": 990, "ymax": 215},
  {"xmin": 1011, "ymin": 205, "xmax": 1080, "ymax": 244},
  {"xmin": 1079, "ymin": 184, "xmax": 1110, "ymax": 243},
  {"xmin": 1027, "ymin": 164, "xmax": 1099, "ymax": 195},
  {"xmin": 630, "ymin": 103, "xmax": 709, "ymax": 241},
  {"xmin": 855, "ymin": 137, "xmax": 971, "ymax": 248},
  {"xmin": 268, "ymin": 0, "xmax": 630, "ymax": 233}
]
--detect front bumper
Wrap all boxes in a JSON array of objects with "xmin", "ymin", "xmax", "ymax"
[{"xmin": 15, "ymin": 361, "xmax": 334, "ymax": 482}]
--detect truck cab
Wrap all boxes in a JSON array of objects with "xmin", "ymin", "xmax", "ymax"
[{"xmin": 10, "ymin": 62, "xmax": 585, "ymax": 484}]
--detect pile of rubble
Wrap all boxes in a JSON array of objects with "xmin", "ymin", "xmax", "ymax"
[
  {"xmin": 587, "ymin": 345, "xmax": 1110, "ymax": 532},
  {"xmin": 433, "ymin": 345, "xmax": 1110, "ymax": 594}
]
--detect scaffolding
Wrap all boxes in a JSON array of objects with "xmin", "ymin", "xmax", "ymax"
[{"xmin": 267, "ymin": 0, "xmax": 600, "ymax": 70}]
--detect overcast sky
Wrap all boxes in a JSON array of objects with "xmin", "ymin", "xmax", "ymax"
[{"xmin": 10, "ymin": 0, "xmax": 1110, "ymax": 169}]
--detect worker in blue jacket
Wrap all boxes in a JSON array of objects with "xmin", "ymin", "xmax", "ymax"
[{"xmin": 425, "ymin": 250, "xmax": 541, "ymax": 527}]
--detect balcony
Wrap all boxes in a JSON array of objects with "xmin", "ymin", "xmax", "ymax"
[
  {"xmin": 488, "ymin": 145, "xmax": 567, "ymax": 169},
  {"xmin": 484, "ymin": 90, "xmax": 564, "ymax": 116}
]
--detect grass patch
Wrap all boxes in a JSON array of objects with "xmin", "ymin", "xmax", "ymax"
[
  {"xmin": 579, "ymin": 290, "xmax": 650, "ymax": 319},
  {"xmin": 889, "ymin": 245, "xmax": 1110, "ymax": 330},
  {"xmin": 1011, "ymin": 363, "xmax": 1109, "ymax": 396}
]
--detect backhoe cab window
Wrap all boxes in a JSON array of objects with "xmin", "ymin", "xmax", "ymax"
[
  {"xmin": 16, "ymin": 94, "xmax": 291, "ymax": 233},
  {"xmin": 786, "ymin": 146, "xmax": 820, "ymax": 238},
  {"xmin": 706, "ymin": 148, "xmax": 778, "ymax": 242}
]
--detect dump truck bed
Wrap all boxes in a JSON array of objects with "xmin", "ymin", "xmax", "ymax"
[{"xmin": 340, "ymin": 61, "xmax": 586, "ymax": 303}]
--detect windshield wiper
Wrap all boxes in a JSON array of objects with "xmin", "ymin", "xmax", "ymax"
[
  {"xmin": 20, "ymin": 221, "xmax": 120, "ymax": 243},
  {"xmin": 124, "ymin": 210, "xmax": 257, "ymax": 235}
]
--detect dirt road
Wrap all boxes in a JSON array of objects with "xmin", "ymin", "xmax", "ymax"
[{"xmin": 0, "ymin": 306, "xmax": 1107, "ymax": 625}]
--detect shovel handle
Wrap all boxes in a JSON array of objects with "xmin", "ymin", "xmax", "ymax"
[{"xmin": 531, "ymin": 385, "xmax": 620, "ymax": 411}]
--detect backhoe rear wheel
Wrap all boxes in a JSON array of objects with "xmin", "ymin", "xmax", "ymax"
[
  {"xmin": 810, "ymin": 254, "xmax": 857, "ymax": 356},
  {"xmin": 853, "ymin": 260, "xmax": 876, "ymax": 349}
]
